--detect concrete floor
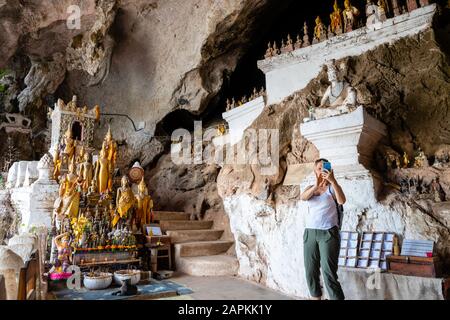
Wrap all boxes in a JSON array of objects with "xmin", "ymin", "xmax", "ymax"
[{"xmin": 162, "ymin": 274, "xmax": 295, "ymax": 300}]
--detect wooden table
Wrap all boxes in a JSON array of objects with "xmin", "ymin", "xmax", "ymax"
[{"xmin": 146, "ymin": 242, "xmax": 172, "ymax": 273}]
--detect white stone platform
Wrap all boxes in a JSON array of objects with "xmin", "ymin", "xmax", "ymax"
[
  {"xmin": 258, "ymin": 4, "xmax": 437, "ymax": 105},
  {"xmin": 221, "ymin": 96, "xmax": 265, "ymax": 146}
]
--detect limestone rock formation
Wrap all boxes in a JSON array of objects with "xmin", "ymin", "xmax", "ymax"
[{"xmin": 66, "ymin": 0, "xmax": 118, "ymax": 86}]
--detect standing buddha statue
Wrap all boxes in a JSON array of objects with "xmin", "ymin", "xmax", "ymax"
[
  {"xmin": 54, "ymin": 159, "xmax": 80, "ymax": 221},
  {"xmin": 94, "ymin": 148, "xmax": 111, "ymax": 194},
  {"xmin": 330, "ymin": 0, "xmax": 343, "ymax": 34},
  {"xmin": 134, "ymin": 177, "xmax": 154, "ymax": 232},
  {"xmin": 343, "ymin": 0, "xmax": 360, "ymax": 33},
  {"xmin": 102, "ymin": 125, "xmax": 118, "ymax": 172},
  {"xmin": 62, "ymin": 125, "xmax": 76, "ymax": 165},
  {"xmin": 113, "ymin": 175, "xmax": 135, "ymax": 228},
  {"xmin": 78, "ymin": 152, "xmax": 94, "ymax": 194},
  {"xmin": 313, "ymin": 16, "xmax": 326, "ymax": 43}
]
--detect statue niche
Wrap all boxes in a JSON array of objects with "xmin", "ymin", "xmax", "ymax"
[{"xmin": 313, "ymin": 60, "xmax": 357, "ymax": 120}]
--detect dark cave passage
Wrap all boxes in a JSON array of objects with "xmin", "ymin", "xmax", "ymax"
[{"xmin": 201, "ymin": 0, "xmax": 371, "ymax": 124}]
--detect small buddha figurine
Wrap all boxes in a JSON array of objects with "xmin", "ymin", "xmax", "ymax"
[
  {"xmin": 252, "ymin": 87, "xmax": 258, "ymax": 100},
  {"xmin": 78, "ymin": 152, "xmax": 94, "ymax": 194},
  {"xmin": 272, "ymin": 42, "xmax": 280, "ymax": 55},
  {"xmin": 231, "ymin": 97, "xmax": 236, "ymax": 109},
  {"xmin": 264, "ymin": 42, "xmax": 273, "ymax": 59},
  {"xmin": 406, "ymin": 0, "xmax": 418, "ymax": 12},
  {"xmin": 259, "ymin": 87, "xmax": 265, "ymax": 97},
  {"xmin": 294, "ymin": 34, "xmax": 302, "ymax": 49},
  {"xmin": 402, "ymin": 152, "xmax": 410, "ymax": 168},
  {"xmin": 330, "ymin": 0, "xmax": 343, "ymax": 35},
  {"xmin": 53, "ymin": 232, "xmax": 73, "ymax": 273},
  {"xmin": 134, "ymin": 177, "xmax": 154, "ymax": 232},
  {"xmin": 366, "ymin": 0, "xmax": 381, "ymax": 27},
  {"xmin": 285, "ymin": 34, "xmax": 294, "ymax": 52},
  {"xmin": 76, "ymin": 145, "xmax": 86, "ymax": 165},
  {"xmin": 94, "ymin": 148, "xmax": 111, "ymax": 194},
  {"xmin": 343, "ymin": 0, "xmax": 360, "ymax": 33},
  {"xmin": 62, "ymin": 126, "xmax": 76, "ymax": 164},
  {"xmin": 377, "ymin": 0, "xmax": 387, "ymax": 22},
  {"xmin": 391, "ymin": 0, "xmax": 401, "ymax": 16},
  {"xmin": 414, "ymin": 148, "xmax": 428, "ymax": 168},
  {"xmin": 67, "ymin": 95, "xmax": 78, "ymax": 111},
  {"xmin": 226, "ymin": 98, "xmax": 232, "ymax": 111},
  {"xmin": 327, "ymin": 25, "xmax": 334, "ymax": 39},
  {"xmin": 280, "ymin": 39, "xmax": 287, "ymax": 53},
  {"xmin": 113, "ymin": 176, "xmax": 135, "ymax": 228},
  {"xmin": 302, "ymin": 22, "xmax": 310, "ymax": 47},
  {"xmin": 313, "ymin": 16, "xmax": 326, "ymax": 43}
]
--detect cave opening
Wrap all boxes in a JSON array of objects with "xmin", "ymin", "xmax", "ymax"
[{"xmin": 200, "ymin": 0, "xmax": 371, "ymax": 124}]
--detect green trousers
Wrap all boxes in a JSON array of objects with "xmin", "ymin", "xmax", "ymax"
[{"xmin": 303, "ymin": 226, "xmax": 345, "ymax": 300}]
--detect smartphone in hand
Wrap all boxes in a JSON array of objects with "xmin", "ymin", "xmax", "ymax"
[{"xmin": 322, "ymin": 161, "xmax": 332, "ymax": 172}]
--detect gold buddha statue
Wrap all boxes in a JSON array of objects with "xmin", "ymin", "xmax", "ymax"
[
  {"xmin": 134, "ymin": 177, "xmax": 154, "ymax": 232},
  {"xmin": 313, "ymin": 16, "xmax": 326, "ymax": 42},
  {"xmin": 94, "ymin": 148, "xmax": 111, "ymax": 194},
  {"xmin": 53, "ymin": 151, "xmax": 62, "ymax": 182},
  {"xmin": 55, "ymin": 160, "xmax": 80, "ymax": 221},
  {"xmin": 112, "ymin": 175, "xmax": 135, "ymax": 228},
  {"xmin": 343, "ymin": 0, "xmax": 360, "ymax": 33},
  {"xmin": 102, "ymin": 126, "xmax": 118, "ymax": 167},
  {"xmin": 62, "ymin": 126, "xmax": 76, "ymax": 164},
  {"xmin": 78, "ymin": 152, "xmax": 94, "ymax": 194},
  {"xmin": 402, "ymin": 152, "xmax": 410, "ymax": 168},
  {"xmin": 330, "ymin": 0, "xmax": 343, "ymax": 34}
]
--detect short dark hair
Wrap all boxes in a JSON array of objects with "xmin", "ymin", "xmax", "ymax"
[{"xmin": 314, "ymin": 158, "xmax": 329, "ymax": 165}]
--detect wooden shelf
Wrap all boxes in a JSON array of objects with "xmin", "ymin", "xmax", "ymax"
[{"xmin": 78, "ymin": 259, "xmax": 140, "ymax": 267}]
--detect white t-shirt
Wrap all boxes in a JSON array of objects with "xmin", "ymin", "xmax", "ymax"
[{"xmin": 305, "ymin": 186, "xmax": 338, "ymax": 230}]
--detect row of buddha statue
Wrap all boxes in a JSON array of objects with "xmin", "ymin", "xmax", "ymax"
[
  {"xmin": 50, "ymin": 125, "xmax": 154, "ymax": 275},
  {"xmin": 225, "ymin": 87, "xmax": 266, "ymax": 112},
  {"xmin": 264, "ymin": 0, "xmax": 431, "ymax": 59}
]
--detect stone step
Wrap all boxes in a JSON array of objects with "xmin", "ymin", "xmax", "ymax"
[
  {"xmin": 154, "ymin": 211, "xmax": 191, "ymax": 221},
  {"xmin": 160, "ymin": 220, "xmax": 213, "ymax": 232},
  {"xmin": 175, "ymin": 255, "xmax": 239, "ymax": 276},
  {"xmin": 166, "ymin": 229, "xmax": 224, "ymax": 243},
  {"xmin": 174, "ymin": 240, "xmax": 234, "ymax": 257}
]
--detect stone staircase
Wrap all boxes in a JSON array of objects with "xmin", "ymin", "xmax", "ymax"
[{"xmin": 154, "ymin": 211, "xmax": 239, "ymax": 276}]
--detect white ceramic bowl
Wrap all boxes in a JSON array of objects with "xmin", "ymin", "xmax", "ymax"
[
  {"xmin": 113, "ymin": 269, "xmax": 141, "ymax": 285},
  {"xmin": 83, "ymin": 272, "xmax": 113, "ymax": 290}
]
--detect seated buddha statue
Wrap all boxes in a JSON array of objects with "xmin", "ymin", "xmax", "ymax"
[
  {"xmin": 134, "ymin": 177, "xmax": 154, "ymax": 232},
  {"xmin": 315, "ymin": 60, "xmax": 357, "ymax": 119},
  {"xmin": 112, "ymin": 176, "xmax": 135, "ymax": 228}
]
